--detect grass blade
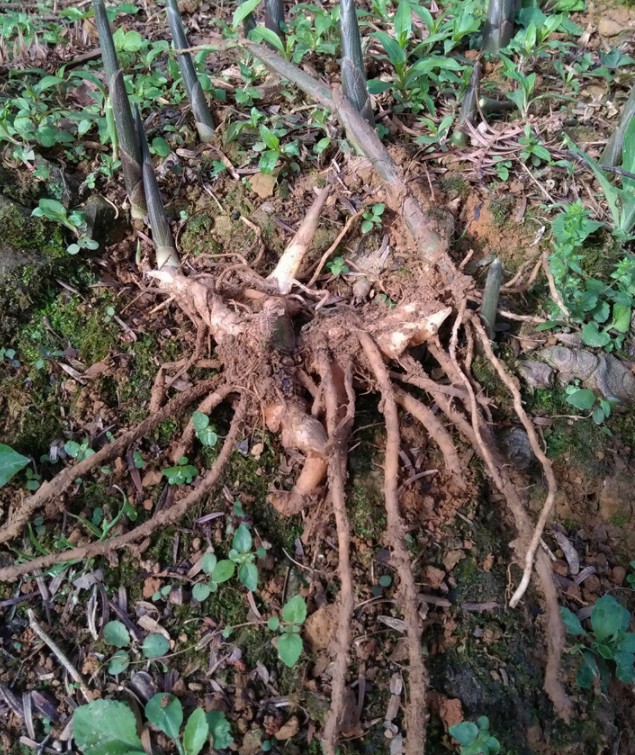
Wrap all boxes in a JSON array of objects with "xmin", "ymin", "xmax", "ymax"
[
  {"xmin": 340, "ymin": 0, "xmax": 374, "ymax": 125},
  {"xmin": 134, "ymin": 106, "xmax": 180, "ymax": 269},
  {"xmin": 166, "ymin": 0, "xmax": 215, "ymax": 142}
]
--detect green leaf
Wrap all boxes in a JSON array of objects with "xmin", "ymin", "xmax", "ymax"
[
  {"xmin": 591, "ymin": 594, "xmax": 631, "ymax": 642},
  {"xmin": 103, "ymin": 620, "xmax": 131, "ymax": 648},
  {"xmin": 238, "ymin": 561, "xmax": 258, "ymax": 592},
  {"xmin": 581, "ymin": 321, "xmax": 611, "ymax": 347},
  {"xmin": 394, "ymin": 0, "xmax": 412, "ymax": 46},
  {"xmin": 191, "ymin": 412, "xmax": 209, "ymax": 432},
  {"xmin": 196, "ymin": 426, "xmax": 218, "ymax": 447},
  {"xmin": 268, "ymin": 616, "xmax": 280, "ymax": 632},
  {"xmin": 0, "ymin": 444, "xmax": 30, "ymax": 487},
  {"xmin": 200, "ymin": 552, "xmax": 217, "ymax": 574},
  {"xmin": 561, "ymin": 607, "xmax": 587, "ymax": 636},
  {"xmin": 577, "ymin": 649, "xmax": 600, "ymax": 688},
  {"xmin": 282, "ymin": 595, "xmax": 307, "ymax": 625},
  {"xmin": 609, "ymin": 303, "xmax": 631, "ymax": 333},
  {"xmin": 108, "ymin": 650, "xmax": 131, "ymax": 675},
  {"xmin": 614, "ymin": 650, "xmax": 635, "ymax": 683},
  {"xmin": 212, "ymin": 559, "xmax": 235, "ymax": 584},
  {"xmin": 258, "ymin": 149, "xmax": 280, "ymax": 174},
  {"xmin": 151, "ymin": 136, "xmax": 170, "ymax": 157},
  {"xmin": 73, "ymin": 700, "xmax": 145, "ymax": 755},
  {"xmin": 192, "ymin": 582, "xmax": 212, "ymax": 602},
  {"xmin": 34, "ymin": 198, "xmax": 67, "ymax": 222},
  {"xmin": 374, "ymin": 30, "xmax": 407, "ymax": 66},
  {"xmin": 145, "ymin": 693, "xmax": 183, "ymax": 743},
  {"xmin": 617, "ymin": 633, "xmax": 635, "ymax": 654},
  {"xmin": 233, "ymin": 0, "xmax": 261, "ymax": 29},
  {"xmin": 233, "ymin": 523, "xmax": 253, "ymax": 553},
  {"xmin": 277, "ymin": 632, "xmax": 303, "ymax": 667},
  {"xmin": 248, "ymin": 26, "xmax": 286, "ymax": 55},
  {"xmin": 565, "ymin": 388, "xmax": 596, "ymax": 411},
  {"xmin": 206, "ymin": 710, "xmax": 233, "ymax": 749},
  {"xmin": 183, "ymin": 708, "xmax": 209, "ymax": 755},
  {"xmin": 142, "ymin": 633, "xmax": 170, "ymax": 658},
  {"xmin": 448, "ymin": 721, "xmax": 479, "ymax": 745}
]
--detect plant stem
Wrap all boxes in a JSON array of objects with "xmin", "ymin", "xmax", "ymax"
[
  {"xmin": 340, "ymin": 0, "xmax": 374, "ymax": 125},
  {"xmin": 134, "ymin": 106, "xmax": 180, "ymax": 269},
  {"xmin": 166, "ymin": 0, "xmax": 215, "ymax": 142},
  {"xmin": 481, "ymin": 258, "xmax": 503, "ymax": 339}
]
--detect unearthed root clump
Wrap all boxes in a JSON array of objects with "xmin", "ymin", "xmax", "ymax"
[{"xmin": 0, "ymin": 44, "xmax": 574, "ymax": 754}]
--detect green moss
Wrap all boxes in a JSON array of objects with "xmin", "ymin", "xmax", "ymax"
[
  {"xmin": 438, "ymin": 172, "xmax": 470, "ymax": 199},
  {"xmin": 490, "ymin": 194, "xmax": 515, "ymax": 226}
]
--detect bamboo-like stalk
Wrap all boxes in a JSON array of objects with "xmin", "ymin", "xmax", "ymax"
[
  {"xmin": 166, "ymin": 0, "xmax": 215, "ymax": 143},
  {"xmin": 480, "ymin": 258, "xmax": 503, "ymax": 339},
  {"xmin": 93, "ymin": 0, "xmax": 118, "ymax": 82},
  {"xmin": 600, "ymin": 84, "xmax": 635, "ymax": 168},
  {"xmin": 134, "ymin": 106, "xmax": 180, "ymax": 270},
  {"xmin": 264, "ymin": 0, "xmax": 285, "ymax": 39},
  {"xmin": 340, "ymin": 0, "xmax": 374, "ymax": 125},
  {"xmin": 450, "ymin": 62, "xmax": 480, "ymax": 148},
  {"xmin": 481, "ymin": 0, "xmax": 519, "ymax": 53},
  {"xmin": 93, "ymin": 0, "xmax": 146, "ymax": 220}
]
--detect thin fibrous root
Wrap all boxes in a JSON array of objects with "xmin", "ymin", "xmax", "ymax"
[
  {"xmin": 359, "ymin": 331, "xmax": 427, "ymax": 755},
  {"xmin": 470, "ymin": 315, "xmax": 557, "ymax": 609},
  {"xmin": 0, "ymin": 378, "xmax": 225, "ymax": 547},
  {"xmin": 0, "ymin": 395, "xmax": 247, "ymax": 582},
  {"xmin": 429, "ymin": 329, "xmax": 572, "ymax": 721},
  {"xmin": 318, "ymin": 347, "xmax": 356, "ymax": 754},
  {"xmin": 393, "ymin": 386, "xmax": 465, "ymax": 487}
]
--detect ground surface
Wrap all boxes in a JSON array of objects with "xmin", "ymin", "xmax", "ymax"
[{"xmin": 1, "ymin": 0, "xmax": 635, "ymax": 753}]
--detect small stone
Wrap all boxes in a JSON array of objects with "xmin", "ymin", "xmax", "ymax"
[
  {"xmin": 274, "ymin": 715, "xmax": 300, "ymax": 741},
  {"xmin": 612, "ymin": 566, "xmax": 626, "ymax": 586}
]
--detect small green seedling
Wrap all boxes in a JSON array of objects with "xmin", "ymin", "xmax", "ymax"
[
  {"xmin": 103, "ymin": 620, "xmax": 170, "ymax": 675},
  {"xmin": 268, "ymin": 595, "xmax": 307, "ymax": 668},
  {"xmin": 562, "ymin": 593, "xmax": 635, "ymax": 689},
  {"xmin": 162, "ymin": 456, "xmax": 199, "ymax": 485},
  {"xmin": 361, "ymin": 203, "xmax": 385, "ymax": 233},
  {"xmin": 192, "ymin": 552, "xmax": 236, "ymax": 601},
  {"xmin": 191, "ymin": 411, "xmax": 219, "ymax": 447},
  {"xmin": 32, "ymin": 198, "xmax": 99, "ymax": 255},
  {"xmin": 564, "ymin": 385, "xmax": 617, "ymax": 425},
  {"xmin": 72, "ymin": 696, "xmax": 233, "ymax": 755},
  {"xmin": 327, "ymin": 256, "xmax": 349, "ymax": 277},
  {"xmin": 449, "ymin": 716, "xmax": 500, "ymax": 755},
  {"xmin": 64, "ymin": 439, "xmax": 95, "ymax": 463}
]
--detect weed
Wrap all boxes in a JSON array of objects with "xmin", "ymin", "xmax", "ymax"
[
  {"xmin": 361, "ymin": 202, "xmax": 385, "ymax": 233},
  {"xmin": 72, "ymin": 696, "xmax": 233, "ymax": 755},
  {"xmin": 562, "ymin": 593, "xmax": 635, "ymax": 689},
  {"xmin": 162, "ymin": 456, "xmax": 199, "ymax": 485},
  {"xmin": 268, "ymin": 594, "xmax": 308, "ymax": 667},
  {"xmin": 327, "ymin": 256, "xmax": 349, "ymax": 277},
  {"xmin": 546, "ymin": 200, "xmax": 635, "ymax": 350},
  {"xmin": 102, "ymin": 620, "xmax": 169, "ymax": 675},
  {"xmin": 449, "ymin": 716, "xmax": 500, "ymax": 754},
  {"xmin": 31, "ymin": 199, "xmax": 99, "ymax": 255}
]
